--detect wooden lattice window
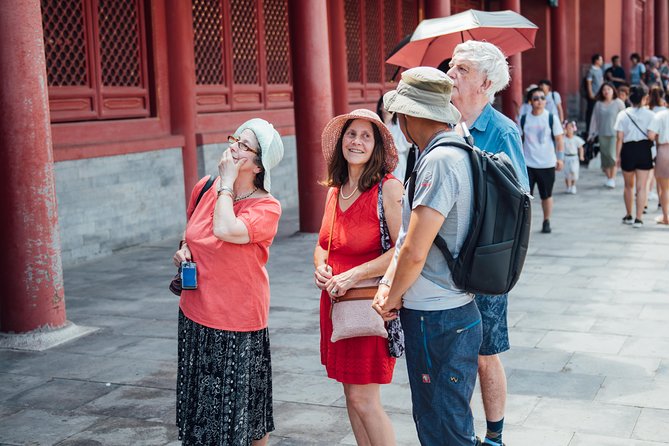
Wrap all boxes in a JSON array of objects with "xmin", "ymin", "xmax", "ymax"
[
  {"xmin": 192, "ymin": 0, "xmax": 292, "ymax": 113},
  {"xmin": 345, "ymin": 0, "xmax": 419, "ymax": 104},
  {"xmin": 41, "ymin": 0, "xmax": 151, "ymax": 122}
]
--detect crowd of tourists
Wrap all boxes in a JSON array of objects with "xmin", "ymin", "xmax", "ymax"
[{"xmin": 517, "ymin": 52, "xmax": 669, "ymax": 229}]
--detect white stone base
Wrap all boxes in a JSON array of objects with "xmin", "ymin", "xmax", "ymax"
[{"xmin": 0, "ymin": 321, "xmax": 98, "ymax": 351}]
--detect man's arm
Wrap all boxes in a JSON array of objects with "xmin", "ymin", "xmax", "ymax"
[{"xmin": 373, "ymin": 206, "xmax": 445, "ymax": 319}]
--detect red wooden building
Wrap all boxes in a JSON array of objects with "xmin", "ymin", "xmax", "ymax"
[{"xmin": 1, "ymin": 0, "xmax": 667, "ymax": 334}]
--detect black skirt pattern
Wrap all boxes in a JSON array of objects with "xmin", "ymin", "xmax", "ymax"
[{"xmin": 177, "ymin": 310, "xmax": 274, "ymax": 445}]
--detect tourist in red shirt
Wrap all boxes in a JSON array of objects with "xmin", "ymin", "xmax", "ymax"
[
  {"xmin": 173, "ymin": 118, "xmax": 284, "ymax": 446},
  {"xmin": 314, "ymin": 109, "xmax": 403, "ymax": 445}
]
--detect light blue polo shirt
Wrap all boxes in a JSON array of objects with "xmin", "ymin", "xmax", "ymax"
[{"xmin": 470, "ymin": 103, "xmax": 530, "ymax": 192}]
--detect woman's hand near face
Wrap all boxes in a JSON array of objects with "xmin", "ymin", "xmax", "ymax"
[
  {"xmin": 173, "ymin": 244, "xmax": 192, "ymax": 267},
  {"xmin": 218, "ymin": 149, "xmax": 246, "ymax": 187}
]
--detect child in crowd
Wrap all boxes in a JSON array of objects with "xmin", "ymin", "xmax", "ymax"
[{"xmin": 563, "ymin": 121, "xmax": 585, "ymax": 194}]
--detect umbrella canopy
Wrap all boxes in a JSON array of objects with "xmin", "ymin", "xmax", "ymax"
[{"xmin": 386, "ymin": 9, "xmax": 538, "ymax": 69}]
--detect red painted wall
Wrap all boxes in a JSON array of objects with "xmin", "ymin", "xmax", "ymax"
[{"xmin": 521, "ymin": 1, "xmax": 550, "ymax": 86}]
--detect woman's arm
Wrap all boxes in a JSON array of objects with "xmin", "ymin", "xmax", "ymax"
[
  {"xmin": 173, "ymin": 230, "xmax": 191, "ymax": 266},
  {"xmin": 588, "ymin": 102, "xmax": 599, "ymax": 140},
  {"xmin": 212, "ymin": 150, "xmax": 251, "ymax": 244},
  {"xmin": 324, "ymin": 179, "xmax": 404, "ymax": 296},
  {"xmin": 615, "ymin": 130, "xmax": 624, "ymax": 167},
  {"xmin": 212, "ymin": 192, "xmax": 251, "ymax": 244},
  {"xmin": 314, "ymin": 244, "xmax": 332, "ymax": 290},
  {"xmin": 313, "ymin": 188, "xmax": 335, "ymax": 290}
]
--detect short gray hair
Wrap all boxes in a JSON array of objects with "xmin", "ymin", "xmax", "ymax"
[{"xmin": 452, "ymin": 40, "xmax": 510, "ymax": 99}]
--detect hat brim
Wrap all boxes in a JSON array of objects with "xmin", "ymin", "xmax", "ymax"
[
  {"xmin": 321, "ymin": 110, "xmax": 399, "ymax": 173},
  {"xmin": 384, "ymin": 90, "xmax": 461, "ymax": 125}
]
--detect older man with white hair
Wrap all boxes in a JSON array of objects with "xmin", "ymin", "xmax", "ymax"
[{"xmin": 446, "ymin": 40, "xmax": 528, "ymax": 446}]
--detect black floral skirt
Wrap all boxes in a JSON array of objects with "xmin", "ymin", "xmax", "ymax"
[{"xmin": 177, "ymin": 310, "xmax": 274, "ymax": 445}]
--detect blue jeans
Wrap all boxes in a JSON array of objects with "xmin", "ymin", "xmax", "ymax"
[{"xmin": 401, "ymin": 301, "xmax": 482, "ymax": 446}]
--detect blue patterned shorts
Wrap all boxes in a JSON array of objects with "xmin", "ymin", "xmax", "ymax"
[{"xmin": 474, "ymin": 294, "xmax": 510, "ymax": 355}]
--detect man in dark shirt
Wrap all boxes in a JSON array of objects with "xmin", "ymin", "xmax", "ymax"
[{"xmin": 604, "ymin": 55, "xmax": 627, "ymax": 88}]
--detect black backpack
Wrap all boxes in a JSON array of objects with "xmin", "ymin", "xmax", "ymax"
[{"xmin": 408, "ymin": 140, "xmax": 531, "ymax": 296}]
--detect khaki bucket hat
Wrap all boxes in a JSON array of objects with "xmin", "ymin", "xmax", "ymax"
[{"xmin": 383, "ymin": 66, "xmax": 461, "ymax": 125}]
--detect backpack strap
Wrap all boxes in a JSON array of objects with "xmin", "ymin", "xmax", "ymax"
[
  {"xmin": 520, "ymin": 113, "xmax": 555, "ymax": 143},
  {"xmin": 406, "ymin": 140, "xmax": 475, "ymax": 272}
]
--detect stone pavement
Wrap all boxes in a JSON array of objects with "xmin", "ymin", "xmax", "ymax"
[{"xmin": 1, "ymin": 159, "xmax": 669, "ymax": 446}]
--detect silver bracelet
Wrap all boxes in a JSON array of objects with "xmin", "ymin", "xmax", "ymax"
[
  {"xmin": 217, "ymin": 185, "xmax": 234, "ymax": 198},
  {"xmin": 379, "ymin": 277, "xmax": 392, "ymax": 287}
]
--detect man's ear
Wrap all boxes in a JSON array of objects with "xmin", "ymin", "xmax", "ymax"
[{"xmin": 479, "ymin": 78, "xmax": 492, "ymax": 95}]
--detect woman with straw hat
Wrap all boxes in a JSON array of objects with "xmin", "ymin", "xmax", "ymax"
[{"xmin": 313, "ymin": 109, "xmax": 403, "ymax": 445}]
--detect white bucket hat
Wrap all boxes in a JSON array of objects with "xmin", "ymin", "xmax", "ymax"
[
  {"xmin": 234, "ymin": 118, "xmax": 284, "ymax": 192},
  {"xmin": 383, "ymin": 67, "xmax": 461, "ymax": 125}
]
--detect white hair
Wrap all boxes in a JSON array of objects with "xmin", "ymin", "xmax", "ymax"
[{"xmin": 452, "ymin": 40, "xmax": 510, "ymax": 100}]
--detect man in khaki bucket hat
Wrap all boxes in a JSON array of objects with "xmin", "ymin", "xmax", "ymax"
[{"xmin": 373, "ymin": 67, "xmax": 482, "ymax": 446}]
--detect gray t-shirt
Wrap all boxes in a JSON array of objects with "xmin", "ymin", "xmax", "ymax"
[
  {"xmin": 587, "ymin": 65, "xmax": 604, "ymax": 96},
  {"xmin": 394, "ymin": 132, "xmax": 474, "ymax": 311}
]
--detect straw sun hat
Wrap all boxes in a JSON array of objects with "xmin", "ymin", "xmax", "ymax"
[{"xmin": 321, "ymin": 108, "xmax": 398, "ymax": 173}]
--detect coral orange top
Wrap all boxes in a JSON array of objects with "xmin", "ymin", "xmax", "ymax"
[{"xmin": 180, "ymin": 176, "xmax": 281, "ymax": 332}]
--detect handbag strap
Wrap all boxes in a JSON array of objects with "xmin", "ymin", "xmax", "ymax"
[
  {"xmin": 187, "ymin": 175, "xmax": 216, "ymax": 220},
  {"xmin": 325, "ymin": 188, "xmax": 338, "ymax": 266},
  {"xmin": 377, "ymin": 178, "xmax": 392, "ymax": 253},
  {"xmin": 625, "ymin": 110, "xmax": 649, "ymax": 138}
]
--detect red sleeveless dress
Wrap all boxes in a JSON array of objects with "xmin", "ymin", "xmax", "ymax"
[{"xmin": 318, "ymin": 175, "xmax": 396, "ymax": 384}]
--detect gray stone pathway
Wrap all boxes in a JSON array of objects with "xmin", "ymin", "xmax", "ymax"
[{"xmin": 1, "ymin": 158, "xmax": 668, "ymax": 445}]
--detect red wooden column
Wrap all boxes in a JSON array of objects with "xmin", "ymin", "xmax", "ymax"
[
  {"xmin": 329, "ymin": 0, "xmax": 349, "ymax": 116},
  {"xmin": 425, "ymin": 0, "xmax": 451, "ymax": 18},
  {"xmin": 644, "ymin": 0, "xmax": 655, "ymax": 58},
  {"xmin": 550, "ymin": 0, "xmax": 568, "ymax": 97},
  {"xmin": 0, "ymin": 0, "xmax": 66, "ymax": 333},
  {"xmin": 501, "ymin": 0, "xmax": 523, "ymax": 120},
  {"xmin": 289, "ymin": 0, "xmax": 334, "ymax": 232},
  {"xmin": 165, "ymin": 0, "xmax": 198, "ymax": 203},
  {"xmin": 656, "ymin": 0, "xmax": 669, "ymax": 57},
  {"xmin": 622, "ymin": 0, "xmax": 636, "ymax": 74}
]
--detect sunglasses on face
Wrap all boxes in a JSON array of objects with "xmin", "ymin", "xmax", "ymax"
[
  {"xmin": 227, "ymin": 135, "xmax": 258, "ymax": 154},
  {"xmin": 532, "ymin": 96, "xmax": 546, "ymax": 101}
]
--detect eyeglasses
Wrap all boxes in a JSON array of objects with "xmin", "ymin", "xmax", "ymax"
[
  {"xmin": 228, "ymin": 135, "xmax": 258, "ymax": 154},
  {"xmin": 532, "ymin": 96, "xmax": 546, "ymax": 101}
]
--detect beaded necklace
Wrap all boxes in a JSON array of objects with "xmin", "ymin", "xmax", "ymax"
[{"xmin": 234, "ymin": 187, "xmax": 258, "ymax": 202}]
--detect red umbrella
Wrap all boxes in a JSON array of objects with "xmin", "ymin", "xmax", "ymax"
[{"xmin": 386, "ymin": 9, "xmax": 538, "ymax": 69}]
